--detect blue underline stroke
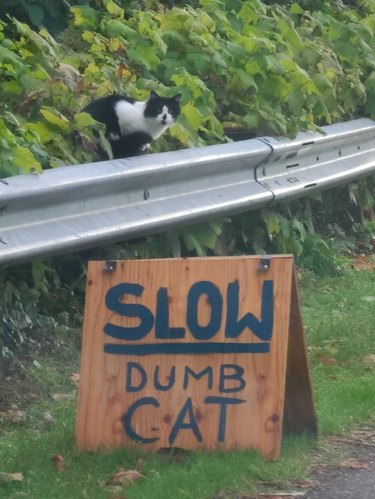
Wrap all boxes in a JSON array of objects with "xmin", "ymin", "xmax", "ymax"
[{"xmin": 103, "ymin": 342, "xmax": 270, "ymax": 356}]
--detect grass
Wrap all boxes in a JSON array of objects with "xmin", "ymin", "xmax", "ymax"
[
  {"xmin": 301, "ymin": 266, "xmax": 375, "ymax": 434},
  {"xmin": 1, "ymin": 263, "xmax": 375, "ymax": 498}
]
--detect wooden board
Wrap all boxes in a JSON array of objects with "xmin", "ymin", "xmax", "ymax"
[
  {"xmin": 283, "ymin": 266, "xmax": 317, "ymax": 436},
  {"xmin": 76, "ymin": 256, "xmax": 316, "ymax": 459}
]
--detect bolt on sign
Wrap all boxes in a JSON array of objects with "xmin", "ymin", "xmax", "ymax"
[{"xmin": 76, "ymin": 256, "xmax": 317, "ymax": 459}]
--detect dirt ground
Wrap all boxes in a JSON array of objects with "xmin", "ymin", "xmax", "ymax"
[
  {"xmin": 304, "ymin": 428, "xmax": 375, "ymax": 499},
  {"xmin": 226, "ymin": 426, "xmax": 375, "ymax": 499}
]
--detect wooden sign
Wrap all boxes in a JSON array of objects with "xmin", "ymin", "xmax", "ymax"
[{"xmin": 76, "ymin": 256, "xmax": 316, "ymax": 459}]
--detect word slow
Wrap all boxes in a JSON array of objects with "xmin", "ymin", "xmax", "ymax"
[{"xmin": 103, "ymin": 279, "xmax": 274, "ymax": 355}]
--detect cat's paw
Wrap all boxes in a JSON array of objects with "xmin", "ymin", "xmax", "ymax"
[
  {"xmin": 140, "ymin": 143, "xmax": 151, "ymax": 152},
  {"xmin": 109, "ymin": 132, "xmax": 120, "ymax": 141}
]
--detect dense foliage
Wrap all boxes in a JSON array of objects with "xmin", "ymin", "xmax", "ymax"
[
  {"xmin": 3, "ymin": 0, "xmax": 375, "ymax": 174},
  {"xmin": 0, "ymin": 0, "xmax": 374, "ymax": 354}
]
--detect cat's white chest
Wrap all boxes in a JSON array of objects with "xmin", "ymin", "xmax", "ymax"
[
  {"xmin": 115, "ymin": 100, "xmax": 147, "ymax": 135},
  {"xmin": 114, "ymin": 99, "xmax": 168, "ymax": 140}
]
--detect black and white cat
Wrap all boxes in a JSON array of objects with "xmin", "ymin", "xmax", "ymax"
[{"xmin": 83, "ymin": 90, "xmax": 181, "ymax": 159}]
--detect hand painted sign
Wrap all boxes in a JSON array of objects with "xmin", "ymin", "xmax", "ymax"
[{"xmin": 76, "ymin": 256, "xmax": 316, "ymax": 459}]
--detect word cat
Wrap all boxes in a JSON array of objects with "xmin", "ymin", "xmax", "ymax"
[{"xmin": 83, "ymin": 90, "xmax": 181, "ymax": 159}]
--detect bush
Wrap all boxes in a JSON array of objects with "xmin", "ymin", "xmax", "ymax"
[{"xmin": 3, "ymin": 0, "xmax": 375, "ymax": 175}]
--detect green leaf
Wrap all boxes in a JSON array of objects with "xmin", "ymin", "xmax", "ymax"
[
  {"xmin": 286, "ymin": 237, "xmax": 303, "ymax": 256},
  {"xmin": 169, "ymin": 123, "xmax": 191, "ymax": 145},
  {"xmin": 24, "ymin": 122, "xmax": 54, "ymax": 143},
  {"xmin": 104, "ymin": 0, "xmax": 124, "ymax": 18},
  {"xmin": 13, "ymin": 147, "xmax": 42, "ymax": 173},
  {"xmin": 186, "ymin": 223, "xmax": 220, "ymax": 251},
  {"xmin": 263, "ymin": 55, "xmax": 285, "ymax": 75},
  {"xmin": 98, "ymin": 129, "xmax": 113, "ymax": 160},
  {"xmin": 71, "ymin": 6, "xmax": 100, "ymax": 29},
  {"xmin": 182, "ymin": 233, "xmax": 205, "ymax": 256},
  {"xmin": 288, "ymin": 90, "xmax": 306, "ymax": 115},
  {"xmin": 234, "ymin": 69, "xmax": 257, "ymax": 91},
  {"xmin": 40, "ymin": 109, "xmax": 70, "ymax": 133},
  {"xmin": 244, "ymin": 112, "xmax": 260, "ymax": 129},
  {"xmin": 277, "ymin": 19, "xmax": 302, "ymax": 49},
  {"xmin": 128, "ymin": 46, "xmax": 160, "ymax": 70},
  {"xmin": 182, "ymin": 102, "xmax": 204, "ymax": 130},
  {"xmin": 292, "ymin": 218, "xmax": 306, "ymax": 238},
  {"xmin": 0, "ymin": 45, "xmax": 24, "ymax": 70},
  {"xmin": 289, "ymin": 3, "xmax": 304, "ymax": 15},
  {"xmin": 312, "ymin": 73, "xmax": 335, "ymax": 92},
  {"xmin": 263, "ymin": 210, "xmax": 280, "ymax": 235},
  {"xmin": 105, "ymin": 20, "xmax": 139, "ymax": 40},
  {"xmin": 74, "ymin": 112, "xmax": 98, "ymax": 129}
]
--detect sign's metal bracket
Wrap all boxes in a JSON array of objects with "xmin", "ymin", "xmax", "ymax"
[{"xmin": 258, "ymin": 257, "xmax": 272, "ymax": 272}]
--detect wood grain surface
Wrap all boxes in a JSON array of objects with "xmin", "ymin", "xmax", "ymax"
[{"xmin": 76, "ymin": 256, "xmax": 315, "ymax": 459}]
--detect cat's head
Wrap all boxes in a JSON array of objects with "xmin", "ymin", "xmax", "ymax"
[{"xmin": 144, "ymin": 90, "xmax": 181, "ymax": 127}]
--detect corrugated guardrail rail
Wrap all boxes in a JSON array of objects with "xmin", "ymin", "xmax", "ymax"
[{"xmin": 1, "ymin": 118, "xmax": 375, "ymax": 266}]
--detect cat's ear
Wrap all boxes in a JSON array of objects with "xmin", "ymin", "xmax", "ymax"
[
  {"xmin": 171, "ymin": 93, "xmax": 182, "ymax": 102},
  {"xmin": 149, "ymin": 90, "xmax": 159, "ymax": 99}
]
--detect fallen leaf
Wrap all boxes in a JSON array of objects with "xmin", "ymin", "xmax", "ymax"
[
  {"xmin": 79, "ymin": 133, "xmax": 98, "ymax": 155},
  {"xmin": 341, "ymin": 458, "xmax": 369, "ymax": 469},
  {"xmin": 296, "ymin": 480, "xmax": 318, "ymax": 489},
  {"xmin": 363, "ymin": 354, "xmax": 375, "ymax": 365},
  {"xmin": 50, "ymin": 391, "xmax": 76, "ymax": 401},
  {"xmin": 7, "ymin": 408, "xmax": 24, "ymax": 423},
  {"xmin": 135, "ymin": 458, "xmax": 146, "ymax": 471},
  {"xmin": 51, "ymin": 454, "xmax": 65, "ymax": 472},
  {"xmin": 311, "ymin": 464, "xmax": 329, "ymax": 475},
  {"xmin": 42, "ymin": 411, "xmax": 55, "ymax": 425},
  {"xmin": 316, "ymin": 353, "xmax": 337, "ymax": 366},
  {"xmin": 332, "ymin": 309, "xmax": 345, "ymax": 319},
  {"xmin": 212, "ymin": 492, "xmax": 227, "ymax": 499},
  {"xmin": 0, "ymin": 472, "xmax": 24, "ymax": 484},
  {"xmin": 351, "ymin": 255, "xmax": 375, "ymax": 271},
  {"xmin": 56, "ymin": 63, "xmax": 81, "ymax": 90},
  {"xmin": 106, "ymin": 469, "xmax": 144, "ymax": 486},
  {"xmin": 257, "ymin": 494, "xmax": 306, "ymax": 498},
  {"xmin": 259, "ymin": 480, "xmax": 284, "ymax": 488},
  {"xmin": 70, "ymin": 373, "xmax": 80, "ymax": 384}
]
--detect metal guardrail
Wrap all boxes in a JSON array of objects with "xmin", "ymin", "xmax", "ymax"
[
  {"xmin": 256, "ymin": 119, "xmax": 375, "ymax": 201},
  {"xmin": 1, "ymin": 118, "xmax": 375, "ymax": 265}
]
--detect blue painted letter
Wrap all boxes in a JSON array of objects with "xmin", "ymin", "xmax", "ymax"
[
  {"xmin": 104, "ymin": 283, "xmax": 154, "ymax": 340},
  {"xmin": 205, "ymin": 396, "xmax": 246, "ymax": 442},
  {"xmin": 154, "ymin": 365, "xmax": 176, "ymax": 391},
  {"xmin": 219, "ymin": 364, "xmax": 246, "ymax": 393},
  {"xmin": 169, "ymin": 397, "xmax": 202, "ymax": 445},
  {"xmin": 183, "ymin": 366, "xmax": 213, "ymax": 390},
  {"xmin": 125, "ymin": 362, "xmax": 147, "ymax": 392},
  {"xmin": 187, "ymin": 281, "xmax": 223, "ymax": 340},
  {"xmin": 225, "ymin": 280, "xmax": 273, "ymax": 341},
  {"xmin": 123, "ymin": 397, "xmax": 160, "ymax": 444},
  {"xmin": 155, "ymin": 287, "xmax": 185, "ymax": 339}
]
